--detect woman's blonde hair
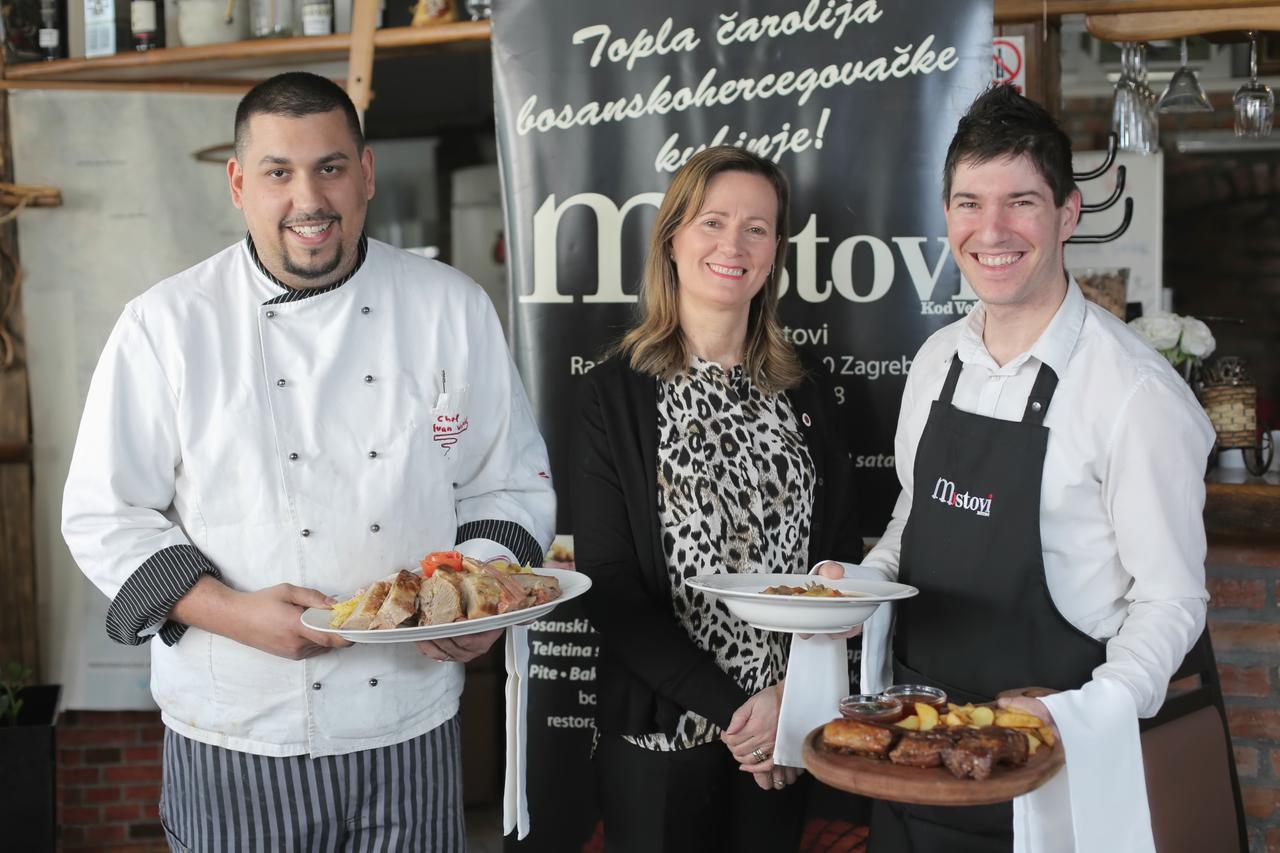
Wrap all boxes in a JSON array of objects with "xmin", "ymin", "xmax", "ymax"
[{"xmin": 615, "ymin": 146, "xmax": 804, "ymax": 393}]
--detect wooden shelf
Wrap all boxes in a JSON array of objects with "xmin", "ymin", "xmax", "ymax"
[
  {"xmin": 1087, "ymin": 6, "xmax": 1280, "ymax": 39},
  {"xmin": 997, "ymin": 0, "xmax": 1280, "ymax": 17},
  {"xmin": 1, "ymin": 20, "xmax": 490, "ymax": 87},
  {"xmin": 3, "ymin": 4, "xmax": 1276, "ymax": 91}
]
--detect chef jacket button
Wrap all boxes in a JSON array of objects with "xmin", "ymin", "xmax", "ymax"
[
  {"xmin": 361, "ymin": 306, "xmax": 371, "ymax": 315},
  {"xmin": 312, "ymin": 682, "xmax": 321, "ymax": 690},
  {"xmin": 368, "ymin": 678, "xmax": 378, "ymax": 687},
  {"xmin": 277, "ymin": 378, "xmax": 287, "ymax": 387},
  {"xmin": 368, "ymin": 450, "xmax": 378, "ymax": 458},
  {"xmin": 289, "ymin": 452, "xmax": 299, "ymax": 461},
  {"xmin": 817, "ymin": 477, "xmax": 825, "ymax": 486},
  {"xmin": 300, "ymin": 528, "xmax": 311, "ymax": 538},
  {"xmin": 266, "ymin": 310, "xmax": 277, "ymax": 319},
  {"xmin": 1031, "ymin": 401, "xmax": 1043, "ymax": 412},
  {"xmin": 370, "ymin": 524, "xmax": 381, "ymax": 533},
  {"xmin": 363, "ymin": 374, "xmax": 374, "ymax": 384}
]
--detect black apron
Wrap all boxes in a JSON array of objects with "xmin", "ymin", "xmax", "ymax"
[{"xmin": 868, "ymin": 355, "xmax": 1246, "ymax": 853}]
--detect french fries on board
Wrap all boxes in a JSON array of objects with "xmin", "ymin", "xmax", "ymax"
[{"xmin": 895, "ymin": 702, "xmax": 1055, "ymax": 755}]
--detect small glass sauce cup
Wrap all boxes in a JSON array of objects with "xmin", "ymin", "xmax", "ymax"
[
  {"xmin": 882, "ymin": 684, "xmax": 948, "ymax": 711},
  {"xmin": 838, "ymin": 694, "xmax": 905, "ymax": 724}
]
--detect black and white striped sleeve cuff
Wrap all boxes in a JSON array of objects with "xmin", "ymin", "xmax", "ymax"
[
  {"xmin": 455, "ymin": 520, "xmax": 545, "ymax": 568},
  {"xmin": 105, "ymin": 544, "xmax": 222, "ymax": 647}
]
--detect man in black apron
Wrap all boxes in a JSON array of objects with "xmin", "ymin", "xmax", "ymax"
[{"xmin": 827, "ymin": 86, "xmax": 1244, "ymax": 852}]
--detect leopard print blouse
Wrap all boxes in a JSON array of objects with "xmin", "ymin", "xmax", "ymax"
[{"xmin": 626, "ymin": 356, "xmax": 815, "ymax": 752}]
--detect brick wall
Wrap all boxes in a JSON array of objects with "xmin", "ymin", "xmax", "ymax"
[
  {"xmin": 56, "ymin": 710, "xmax": 167, "ymax": 851},
  {"xmin": 1207, "ymin": 537, "xmax": 1280, "ymax": 852},
  {"xmin": 52, "ymin": 659, "xmax": 503, "ymax": 850}
]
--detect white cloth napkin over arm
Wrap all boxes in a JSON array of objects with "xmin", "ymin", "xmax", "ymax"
[
  {"xmin": 455, "ymin": 542, "xmax": 534, "ymax": 838},
  {"xmin": 775, "ymin": 633, "xmax": 847, "ymax": 766},
  {"xmin": 775, "ymin": 560, "xmax": 892, "ymax": 766},
  {"xmin": 836, "ymin": 560, "xmax": 896, "ymax": 696},
  {"xmin": 502, "ymin": 625, "xmax": 531, "ymax": 839},
  {"xmin": 1012, "ymin": 679, "xmax": 1154, "ymax": 853},
  {"xmin": 858, "ymin": 600, "xmax": 893, "ymax": 696}
]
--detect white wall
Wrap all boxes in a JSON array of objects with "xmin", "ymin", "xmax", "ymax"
[{"xmin": 13, "ymin": 89, "xmax": 244, "ymax": 708}]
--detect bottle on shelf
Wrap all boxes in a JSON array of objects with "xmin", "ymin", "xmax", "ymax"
[
  {"xmin": 250, "ymin": 0, "xmax": 291, "ymax": 37},
  {"xmin": 130, "ymin": 0, "xmax": 163, "ymax": 50},
  {"xmin": 39, "ymin": 0, "xmax": 62, "ymax": 60},
  {"xmin": 298, "ymin": 0, "xmax": 333, "ymax": 36}
]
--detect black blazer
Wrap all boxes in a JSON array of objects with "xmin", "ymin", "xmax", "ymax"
[{"xmin": 571, "ymin": 355, "xmax": 864, "ymax": 738}]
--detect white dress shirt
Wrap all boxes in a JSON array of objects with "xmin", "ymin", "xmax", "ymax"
[
  {"xmin": 861, "ymin": 280, "xmax": 1214, "ymax": 717},
  {"xmin": 63, "ymin": 237, "xmax": 556, "ymax": 757}
]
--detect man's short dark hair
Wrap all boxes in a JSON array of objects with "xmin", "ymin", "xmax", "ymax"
[
  {"xmin": 234, "ymin": 72, "xmax": 364, "ymax": 160},
  {"xmin": 943, "ymin": 85, "xmax": 1076, "ymax": 207}
]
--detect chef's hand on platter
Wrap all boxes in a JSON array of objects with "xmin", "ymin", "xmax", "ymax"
[
  {"xmin": 416, "ymin": 628, "xmax": 504, "ymax": 664},
  {"xmin": 796, "ymin": 562, "xmax": 863, "ymax": 641},
  {"xmin": 171, "ymin": 578, "xmax": 353, "ymax": 660},
  {"xmin": 722, "ymin": 682, "xmax": 783, "ymax": 772},
  {"xmin": 238, "ymin": 584, "xmax": 354, "ymax": 659},
  {"xmin": 997, "ymin": 688, "xmax": 1059, "ymax": 738}
]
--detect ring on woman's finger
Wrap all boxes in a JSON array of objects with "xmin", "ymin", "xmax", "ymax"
[
  {"xmin": 751, "ymin": 747, "xmax": 768, "ymax": 763},
  {"xmin": 773, "ymin": 777, "xmax": 785, "ymax": 789}
]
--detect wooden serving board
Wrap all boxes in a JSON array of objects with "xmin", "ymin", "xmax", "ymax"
[{"xmin": 802, "ymin": 723, "xmax": 1064, "ymax": 806}]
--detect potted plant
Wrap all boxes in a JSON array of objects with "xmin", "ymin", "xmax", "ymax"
[{"xmin": 0, "ymin": 662, "xmax": 60, "ymax": 851}]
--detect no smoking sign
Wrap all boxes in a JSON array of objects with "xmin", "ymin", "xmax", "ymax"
[{"xmin": 993, "ymin": 36, "xmax": 1025, "ymax": 93}]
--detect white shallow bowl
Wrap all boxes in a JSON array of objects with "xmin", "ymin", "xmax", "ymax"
[
  {"xmin": 684, "ymin": 574, "xmax": 918, "ymax": 634},
  {"xmin": 300, "ymin": 568, "xmax": 591, "ymax": 643}
]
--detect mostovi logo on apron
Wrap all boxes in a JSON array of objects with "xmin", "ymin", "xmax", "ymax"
[{"xmin": 931, "ymin": 476, "xmax": 994, "ymax": 518}]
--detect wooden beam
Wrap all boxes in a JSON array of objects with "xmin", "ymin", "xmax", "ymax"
[
  {"xmin": 346, "ymin": 0, "xmax": 380, "ymax": 118},
  {"xmin": 0, "ymin": 78, "xmax": 256, "ymax": 94},
  {"xmin": 0, "ymin": 442, "xmax": 30, "ymax": 463},
  {"xmin": 996, "ymin": 0, "xmax": 1280, "ymax": 22},
  {"xmin": 996, "ymin": 20, "xmax": 1062, "ymax": 116},
  {"xmin": 0, "ymin": 87, "xmax": 40, "ymax": 679},
  {"xmin": 1087, "ymin": 7, "xmax": 1280, "ymax": 39}
]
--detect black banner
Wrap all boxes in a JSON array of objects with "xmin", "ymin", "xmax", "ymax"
[{"xmin": 493, "ymin": 1, "xmax": 993, "ymax": 849}]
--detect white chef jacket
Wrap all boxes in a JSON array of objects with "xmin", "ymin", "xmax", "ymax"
[
  {"xmin": 861, "ymin": 280, "xmax": 1213, "ymax": 718},
  {"xmin": 63, "ymin": 237, "xmax": 556, "ymax": 757}
]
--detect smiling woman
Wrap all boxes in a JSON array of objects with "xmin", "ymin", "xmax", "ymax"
[
  {"xmin": 670, "ymin": 170, "xmax": 778, "ymax": 321},
  {"xmin": 570, "ymin": 146, "xmax": 868, "ymax": 852},
  {"xmin": 616, "ymin": 145, "xmax": 800, "ymax": 391}
]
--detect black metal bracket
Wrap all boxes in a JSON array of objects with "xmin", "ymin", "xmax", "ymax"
[
  {"xmin": 1073, "ymin": 133, "xmax": 1117, "ymax": 182},
  {"xmin": 1068, "ymin": 133, "xmax": 1132, "ymax": 244},
  {"xmin": 1067, "ymin": 198, "xmax": 1134, "ymax": 244},
  {"xmin": 1080, "ymin": 165, "xmax": 1126, "ymax": 213}
]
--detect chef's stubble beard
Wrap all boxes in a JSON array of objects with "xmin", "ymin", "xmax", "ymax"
[{"xmin": 282, "ymin": 240, "xmax": 346, "ymax": 289}]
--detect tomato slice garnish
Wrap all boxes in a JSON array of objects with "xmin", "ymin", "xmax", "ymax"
[{"xmin": 420, "ymin": 550, "xmax": 464, "ymax": 577}]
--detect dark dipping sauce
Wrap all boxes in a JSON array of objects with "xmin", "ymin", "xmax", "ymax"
[
  {"xmin": 883, "ymin": 684, "xmax": 948, "ymax": 711},
  {"xmin": 838, "ymin": 694, "xmax": 905, "ymax": 724}
]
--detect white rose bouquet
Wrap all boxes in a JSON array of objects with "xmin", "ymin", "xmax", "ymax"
[{"xmin": 1128, "ymin": 313, "xmax": 1217, "ymax": 372}]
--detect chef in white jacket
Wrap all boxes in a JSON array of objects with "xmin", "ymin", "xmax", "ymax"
[{"xmin": 62, "ymin": 71, "xmax": 555, "ymax": 852}]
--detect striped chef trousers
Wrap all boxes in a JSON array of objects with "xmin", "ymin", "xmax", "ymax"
[{"xmin": 159, "ymin": 716, "xmax": 465, "ymax": 853}]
